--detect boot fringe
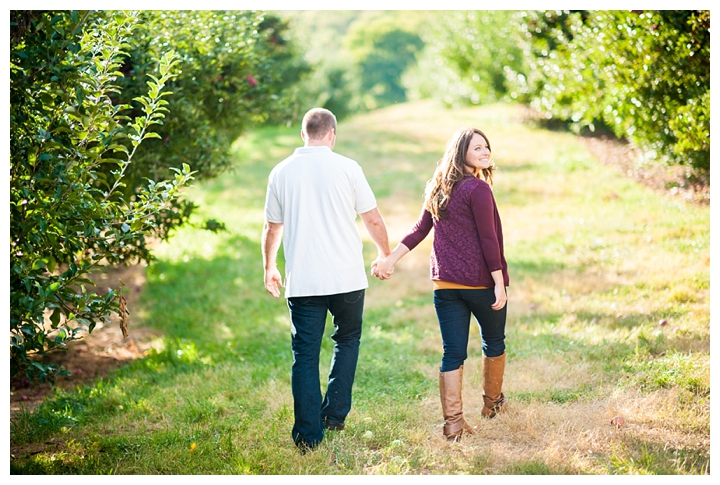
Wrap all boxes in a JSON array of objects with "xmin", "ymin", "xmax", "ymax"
[{"xmin": 481, "ymin": 393, "xmax": 507, "ymax": 418}]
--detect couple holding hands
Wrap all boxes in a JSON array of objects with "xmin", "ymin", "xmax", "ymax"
[{"xmin": 262, "ymin": 108, "xmax": 509, "ymax": 452}]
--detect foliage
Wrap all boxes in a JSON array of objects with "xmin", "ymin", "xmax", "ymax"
[
  {"xmin": 281, "ymin": 10, "xmax": 431, "ymax": 117},
  {"xmin": 304, "ymin": 60, "xmax": 364, "ymax": 121},
  {"xmin": 344, "ymin": 15, "xmax": 424, "ymax": 110},
  {"xmin": 407, "ymin": 10, "xmax": 709, "ymax": 176},
  {"xmin": 407, "ymin": 11, "xmax": 528, "ymax": 107},
  {"xmin": 278, "ymin": 11, "xmax": 362, "ymax": 120},
  {"xmin": 515, "ymin": 10, "xmax": 710, "ymax": 173},
  {"xmin": 281, "ymin": 55, "xmax": 364, "ymax": 122},
  {"xmin": 116, "ymin": 10, "xmax": 309, "ymax": 184},
  {"xmin": 9, "ymin": 10, "xmax": 307, "ymax": 382},
  {"xmin": 10, "ymin": 11, "xmax": 194, "ymax": 381}
]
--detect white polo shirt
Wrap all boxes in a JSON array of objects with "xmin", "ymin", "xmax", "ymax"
[{"xmin": 264, "ymin": 146, "xmax": 377, "ymax": 298}]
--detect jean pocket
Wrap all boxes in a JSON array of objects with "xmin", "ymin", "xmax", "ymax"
[
  {"xmin": 343, "ymin": 289, "xmax": 365, "ymax": 304},
  {"xmin": 289, "ymin": 296, "xmax": 313, "ymax": 307}
]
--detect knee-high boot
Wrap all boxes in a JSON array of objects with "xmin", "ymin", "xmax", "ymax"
[
  {"xmin": 439, "ymin": 365, "xmax": 475, "ymax": 441},
  {"xmin": 481, "ymin": 351, "xmax": 508, "ymax": 418}
]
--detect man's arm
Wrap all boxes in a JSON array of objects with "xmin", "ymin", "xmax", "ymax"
[
  {"xmin": 359, "ymin": 207, "xmax": 391, "ymax": 271},
  {"xmin": 262, "ymin": 221, "xmax": 284, "ymax": 298}
]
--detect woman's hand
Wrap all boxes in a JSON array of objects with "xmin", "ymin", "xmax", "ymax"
[
  {"xmin": 489, "ymin": 269, "xmax": 507, "ymax": 310},
  {"xmin": 491, "ymin": 284, "xmax": 507, "ymax": 310},
  {"xmin": 371, "ymin": 258, "xmax": 395, "ymax": 280},
  {"xmin": 371, "ymin": 243, "xmax": 409, "ymax": 281}
]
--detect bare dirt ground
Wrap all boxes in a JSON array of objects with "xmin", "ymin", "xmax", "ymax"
[
  {"xmin": 579, "ymin": 135, "xmax": 709, "ymax": 205},
  {"xmin": 9, "ymin": 133, "xmax": 708, "ymax": 424},
  {"xmin": 9, "ymin": 264, "xmax": 163, "ymax": 420}
]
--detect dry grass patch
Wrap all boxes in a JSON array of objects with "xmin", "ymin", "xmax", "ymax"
[
  {"xmin": 502, "ymin": 354, "xmax": 594, "ymax": 394},
  {"xmin": 409, "ymin": 387, "xmax": 708, "ymax": 475}
]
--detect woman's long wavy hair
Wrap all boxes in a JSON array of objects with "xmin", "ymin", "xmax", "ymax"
[{"xmin": 423, "ymin": 128, "xmax": 495, "ymax": 220}]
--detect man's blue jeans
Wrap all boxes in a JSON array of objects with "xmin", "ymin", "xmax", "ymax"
[
  {"xmin": 433, "ymin": 288, "xmax": 507, "ymax": 372},
  {"xmin": 287, "ymin": 289, "xmax": 365, "ymax": 448}
]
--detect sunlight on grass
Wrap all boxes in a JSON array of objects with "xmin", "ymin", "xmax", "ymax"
[{"xmin": 10, "ymin": 101, "xmax": 709, "ymax": 475}]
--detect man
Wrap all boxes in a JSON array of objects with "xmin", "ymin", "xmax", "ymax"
[{"xmin": 262, "ymin": 107, "xmax": 391, "ymax": 452}]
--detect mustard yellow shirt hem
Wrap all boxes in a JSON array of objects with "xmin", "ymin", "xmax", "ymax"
[{"xmin": 433, "ymin": 280, "xmax": 491, "ymax": 290}]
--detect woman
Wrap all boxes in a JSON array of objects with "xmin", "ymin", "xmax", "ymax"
[{"xmin": 373, "ymin": 128, "xmax": 509, "ymax": 442}]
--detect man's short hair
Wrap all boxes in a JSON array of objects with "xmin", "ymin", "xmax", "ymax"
[{"xmin": 302, "ymin": 108, "xmax": 337, "ymax": 140}]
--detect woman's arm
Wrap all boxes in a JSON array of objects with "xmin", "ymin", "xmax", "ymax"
[
  {"xmin": 372, "ymin": 207, "xmax": 432, "ymax": 280},
  {"xmin": 400, "ymin": 207, "xmax": 434, "ymax": 251},
  {"xmin": 470, "ymin": 183, "xmax": 504, "ymax": 275},
  {"xmin": 470, "ymin": 184, "xmax": 507, "ymax": 310}
]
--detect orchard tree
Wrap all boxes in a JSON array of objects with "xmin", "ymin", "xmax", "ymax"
[
  {"xmin": 10, "ymin": 11, "xmax": 194, "ymax": 381},
  {"xmin": 409, "ymin": 10, "xmax": 527, "ymax": 107},
  {"xmin": 9, "ymin": 10, "xmax": 306, "ymax": 382},
  {"xmin": 279, "ymin": 10, "xmax": 364, "ymax": 119},
  {"xmin": 515, "ymin": 10, "xmax": 710, "ymax": 174},
  {"xmin": 103, "ymin": 10, "xmax": 309, "ymax": 240},
  {"xmin": 344, "ymin": 16, "xmax": 424, "ymax": 109}
]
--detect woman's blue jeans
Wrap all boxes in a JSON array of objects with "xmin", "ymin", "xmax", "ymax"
[
  {"xmin": 286, "ymin": 289, "xmax": 364, "ymax": 448},
  {"xmin": 433, "ymin": 288, "xmax": 507, "ymax": 372}
]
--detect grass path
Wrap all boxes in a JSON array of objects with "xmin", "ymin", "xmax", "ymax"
[{"xmin": 10, "ymin": 101, "xmax": 710, "ymax": 475}]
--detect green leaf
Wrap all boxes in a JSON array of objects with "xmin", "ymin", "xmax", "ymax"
[
  {"xmin": 130, "ymin": 219, "xmax": 144, "ymax": 231},
  {"xmin": 47, "ymin": 256, "xmax": 57, "ymax": 274},
  {"xmin": 50, "ymin": 308, "xmax": 61, "ymax": 328}
]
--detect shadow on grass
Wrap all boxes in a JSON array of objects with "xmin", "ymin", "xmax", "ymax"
[
  {"xmin": 138, "ymin": 232, "xmax": 292, "ymax": 377},
  {"xmin": 11, "ymin": 225, "xmax": 439, "ymax": 451},
  {"xmin": 10, "ymin": 232, "xmax": 292, "ymax": 446}
]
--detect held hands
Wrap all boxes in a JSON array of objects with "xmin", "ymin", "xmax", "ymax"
[
  {"xmin": 371, "ymin": 257, "xmax": 395, "ymax": 280},
  {"xmin": 371, "ymin": 244, "xmax": 408, "ymax": 281}
]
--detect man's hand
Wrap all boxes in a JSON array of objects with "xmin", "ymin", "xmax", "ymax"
[
  {"xmin": 371, "ymin": 257, "xmax": 394, "ymax": 280},
  {"xmin": 262, "ymin": 221, "xmax": 283, "ymax": 298},
  {"xmin": 264, "ymin": 267, "xmax": 283, "ymax": 298}
]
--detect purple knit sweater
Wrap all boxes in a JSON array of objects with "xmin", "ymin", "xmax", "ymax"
[{"xmin": 401, "ymin": 177, "xmax": 509, "ymax": 288}]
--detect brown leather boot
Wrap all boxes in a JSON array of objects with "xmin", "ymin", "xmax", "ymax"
[
  {"xmin": 439, "ymin": 365, "xmax": 476, "ymax": 441},
  {"xmin": 481, "ymin": 351, "xmax": 507, "ymax": 418}
]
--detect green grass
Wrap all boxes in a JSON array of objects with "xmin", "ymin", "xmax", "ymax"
[{"xmin": 10, "ymin": 100, "xmax": 710, "ymax": 474}]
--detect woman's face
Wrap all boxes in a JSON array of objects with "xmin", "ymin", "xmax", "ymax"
[{"xmin": 464, "ymin": 132, "xmax": 491, "ymax": 171}]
